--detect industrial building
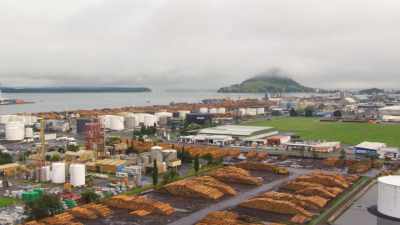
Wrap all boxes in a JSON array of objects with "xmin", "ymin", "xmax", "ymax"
[
  {"xmin": 379, "ymin": 105, "xmax": 400, "ymax": 122},
  {"xmin": 354, "ymin": 141, "xmax": 387, "ymax": 157},
  {"xmin": 282, "ymin": 141, "xmax": 341, "ymax": 153},
  {"xmin": 198, "ymin": 125, "xmax": 277, "ymax": 140}
]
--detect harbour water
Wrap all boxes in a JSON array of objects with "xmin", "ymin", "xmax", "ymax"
[{"xmin": 0, "ymin": 90, "xmax": 265, "ymax": 115}]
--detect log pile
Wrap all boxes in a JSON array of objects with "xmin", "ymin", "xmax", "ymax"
[
  {"xmin": 240, "ymin": 197, "xmax": 312, "ymax": 218},
  {"xmin": 195, "ymin": 211, "xmax": 263, "ymax": 225},
  {"xmin": 296, "ymin": 174, "xmax": 349, "ymax": 189},
  {"xmin": 129, "ymin": 209, "xmax": 151, "ymax": 217},
  {"xmin": 245, "ymin": 150, "xmax": 268, "ymax": 161},
  {"xmin": 261, "ymin": 191, "xmax": 328, "ymax": 209},
  {"xmin": 209, "ymin": 166, "xmax": 263, "ymax": 186},
  {"xmin": 106, "ymin": 195, "xmax": 175, "ymax": 216},
  {"xmin": 84, "ymin": 203, "xmax": 112, "ymax": 218},
  {"xmin": 70, "ymin": 207, "xmax": 98, "ymax": 220},
  {"xmin": 295, "ymin": 187, "xmax": 337, "ymax": 199},
  {"xmin": 40, "ymin": 213, "xmax": 76, "ymax": 225},
  {"xmin": 235, "ymin": 162, "xmax": 289, "ymax": 175},
  {"xmin": 163, "ymin": 176, "xmax": 237, "ymax": 200},
  {"xmin": 290, "ymin": 214, "xmax": 310, "ymax": 224},
  {"xmin": 24, "ymin": 221, "xmax": 46, "ymax": 225}
]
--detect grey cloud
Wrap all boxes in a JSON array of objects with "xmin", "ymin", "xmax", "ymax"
[{"xmin": 0, "ymin": 0, "xmax": 400, "ymax": 89}]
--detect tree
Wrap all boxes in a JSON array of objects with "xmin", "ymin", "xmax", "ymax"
[
  {"xmin": 305, "ymin": 106, "xmax": 314, "ymax": 117},
  {"xmin": 162, "ymin": 168, "xmax": 179, "ymax": 185},
  {"xmin": 333, "ymin": 110, "xmax": 342, "ymax": 118},
  {"xmin": 27, "ymin": 194, "xmax": 63, "ymax": 220},
  {"xmin": 194, "ymin": 155, "xmax": 200, "ymax": 174},
  {"xmin": 0, "ymin": 152, "xmax": 13, "ymax": 165},
  {"xmin": 81, "ymin": 189, "xmax": 100, "ymax": 203},
  {"xmin": 289, "ymin": 108, "xmax": 298, "ymax": 117},
  {"xmin": 50, "ymin": 153, "xmax": 61, "ymax": 162},
  {"xmin": 201, "ymin": 153, "xmax": 214, "ymax": 165},
  {"xmin": 152, "ymin": 160, "xmax": 158, "ymax": 186}
]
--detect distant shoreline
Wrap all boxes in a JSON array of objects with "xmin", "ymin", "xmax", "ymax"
[{"xmin": 0, "ymin": 87, "xmax": 152, "ymax": 93}]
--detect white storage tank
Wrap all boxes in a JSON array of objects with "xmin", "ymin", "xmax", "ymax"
[
  {"xmin": 124, "ymin": 116, "xmax": 137, "ymax": 129},
  {"xmin": 256, "ymin": 107, "xmax": 265, "ymax": 115},
  {"xmin": 134, "ymin": 113, "xmax": 147, "ymax": 124},
  {"xmin": 246, "ymin": 108, "xmax": 257, "ymax": 116},
  {"xmin": 40, "ymin": 166, "xmax": 51, "ymax": 182},
  {"xmin": 5, "ymin": 122, "xmax": 25, "ymax": 141},
  {"xmin": 199, "ymin": 107, "xmax": 208, "ymax": 114},
  {"xmin": 69, "ymin": 164, "xmax": 85, "ymax": 187},
  {"xmin": 109, "ymin": 115, "xmax": 124, "ymax": 131},
  {"xmin": 151, "ymin": 146, "xmax": 163, "ymax": 163},
  {"xmin": 155, "ymin": 112, "xmax": 173, "ymax": 120},
  {"xmin": 239, "ymin": 108, "xmax": 247, "ymax": 116},
  {"xmin": 51, "ymin": 162, "xmax": 66, "ymax": 184},
  {"xmin": 208, "ymin": 108, "xmax": 217, "ymax": 114},
  {"xmin": 217, "ymin": 107, "xmax": 226, "ymax": 114},
  {"xmin": 161, "ymin": 149, "xmax": 177, "ymax": 162},
  {"xmin": 144, "ymin": 114, "xmax": 157, "ymax": 127},
  {"xmin": 24, "ymin": 127, "xmax": 33, "ymax": 138},
  {"xmin": 378, "ymin": 176, "xmax": 400, "ymax": 219},
  {"xmin": 177, "ymin": 110, "xmax": 190, "ymax": 119}
]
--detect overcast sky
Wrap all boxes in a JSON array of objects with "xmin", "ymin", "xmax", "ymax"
[{"xmin": 1, "ymin": 0, "xmax": 400, "ymax": 89}]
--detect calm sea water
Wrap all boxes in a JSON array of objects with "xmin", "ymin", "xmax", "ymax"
[{"xmin": 0, "ymin": 90, "xmax": 265, "ymax": 114}]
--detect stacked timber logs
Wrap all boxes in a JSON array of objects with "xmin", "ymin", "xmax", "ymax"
[
  {"xmin": 235, "ymin": 162, "xmax": 289, "ymax": 175},
  {"xmin": 196, "ymin": 211, "xmax": 263, "ymax": 225},
  {"xmin": 209, "ymin": 166, "xmax": 263, "ymax": 186},
  {"xmin": 39, "ymin": 213, "xmax": 79, "ymax": 225},
  {"xmin": 163, "ymin": 176, "xmax": 237, "ymax": 200},
  {"xmin": 240, "ymin": 197, "xmax": 313, "ymax": 218},
  {"xmin": 261, "ymin": 192, "xmax": 328, "ymax": 210},
  {"xmin": 106, "ymin": 195, "xmax": 175, "ymax": 216}
]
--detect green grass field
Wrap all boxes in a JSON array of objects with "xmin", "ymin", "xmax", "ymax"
[
  {"xmin": 0, "ymin": 197, "xmax": 18, "ymax": 208},
  {"xmin": 244, "ymin": 117, "xmax": 400, "ymax": 147}
]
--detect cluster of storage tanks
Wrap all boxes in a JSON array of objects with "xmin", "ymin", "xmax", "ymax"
[
  {"xmin": 0, "ymin": 115, "xmax": 37, "ymax": 141},
  {"xmin": 38, "ymin": 162, "xmax": 85, "ymax": 187},
  {"xmin": 99, "ymin": 112, "xmax": 175, "ymax": 131},
  {"xmin": 197, "ymin": 107, "xmax": 265, "ymax": 116}
]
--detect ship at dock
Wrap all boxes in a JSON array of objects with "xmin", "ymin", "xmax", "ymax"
[{"xmin": 0, "ymin": 89, "xmax": 33, "ymax": 105}]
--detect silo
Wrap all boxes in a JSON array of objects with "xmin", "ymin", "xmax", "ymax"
[
  {"xmin": 25, "ymin": 127, "xmax": 34, "ymax": 138},
  {"xmin": 51, "ymin": 162, "xmax": 66, "ymax": 184},
  {"xmin": 109, "ymin": 115, "xmax": 124, "ymax": 131},
  {"xmin": 124, "ymin": 115, "xmax": 137, "ymax": 129},
  {"xmin": 217, "ymin": 107, "xmax": 226, "ymax": 114},
  {"xmin": 162, "ymin": 149, "xmax": 177, "ymax": 162},
  {"xmin": 256, "ymin": 107, "xmax": 265, "ymax": 115},
  {"xmin": 178, "ymin": 110, "xmax": 190, "ymax": 119},
  {"xmin": 199, "ymin": 107, "xmax": 208, "ymax": 114},
  {"xmin": 151, "ymin": 146, "xmax": 163, "ymax": 163},
  {"xmin": 246, "ymin": 108, "xmax": 257, "ymax": 116},
  {"xmin": 40, "ymin": 166, "xmax": 51, "ymax": 182},
  {"xmin": 5, "ymin": 122, "xmax": 25, "ymax": 141},
  {"xmin": 144, "ymin": 114, "xmax": 157, "ymax": 127},
  {"xmin": 208, "ymin": 108, "xmax": 217, "ymax": 114},
  {"xmin": 378, "ymin": 176, "xmax": 400, "ymax": 219},
  {"xmin": 239, "ymin": 108, "xmax": 247, "ymax": 116},
  {"xmin": 69, "ymin": 164, "xmax": 85, "ymax": 187}
]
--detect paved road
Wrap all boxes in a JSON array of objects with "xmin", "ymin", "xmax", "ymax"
[{"xmin": 168, "ymin": 168, "xmax": 309, "ymax": 225}]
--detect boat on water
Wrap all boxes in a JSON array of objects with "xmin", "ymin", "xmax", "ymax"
[{"xmin": 0, "ymin": 89, "xmax": 33, "ymax": 105}]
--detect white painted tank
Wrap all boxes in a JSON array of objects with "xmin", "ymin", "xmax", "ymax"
[
  {"xmin": 134, "ymin": 113, "xmax": 147, "ymax": 124},
  {"xmin": 5, "ymin": 122, "xmax": 25, "ymax": 141},
  {"xmin": 208, "ymin": 108, "xmax": 217, "ymax": 114},
  {"xmin": 239, "ymin": 108, "xmax": 247, "ymax": 116},
  {"xmin": 40, "ymin": 166, "xmax": 51, "ymax": 182},
  {"xmin": 144, "ymin": 114, "xmax": 157, "ymax": 127},
  {"xmin": 100, "ymin": 115, "xmax": 124, "ymax": 130},
  {"xmin": 378, "ymin": 176, "xmax": 400, "ymax": 219},
  {"xmin": 246, "ymin": 108, "xmax": 257, "ymax": 116},
  {"xmin": 151, "ymin": 146, "xmax": 163, "ymax": 163},
  {"xmin": 199, "ymin": 107, "xmax": 208, "ymax": 114},
  {"xmin": 69, "ymin": 164, "xmax": 85, "ymax": 187},
  {"xmin": 161, "ymin": 149, "xmax": 177, "ymax": 162},
  {"xmin": 25, "ymin": 127, "xmax": 34, "ymax": 138},
  {"xmin": 124, "ymin": 116, "xmax": 137, "ymax": 129},
  {"xmin": 155, "ymin": 112, "xmax": 173, "ymax": 119},
  {"xmin": 51, "ymin": 162, "xmax": 66, "ymax": 184},
  {"xmin": 178, "ymin": 110, "xmax": 190, "ymax": 119},
  {"xmin": 256, "ymin": 107, "xmax": 265, "ymax": 115},
  {"xmin": 217, "ymin": 107, "xmax": 226, "ymax": 114},
  {"xmin": 109, "ymin": 115, "xmax": 124, "ymax": 130}
]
